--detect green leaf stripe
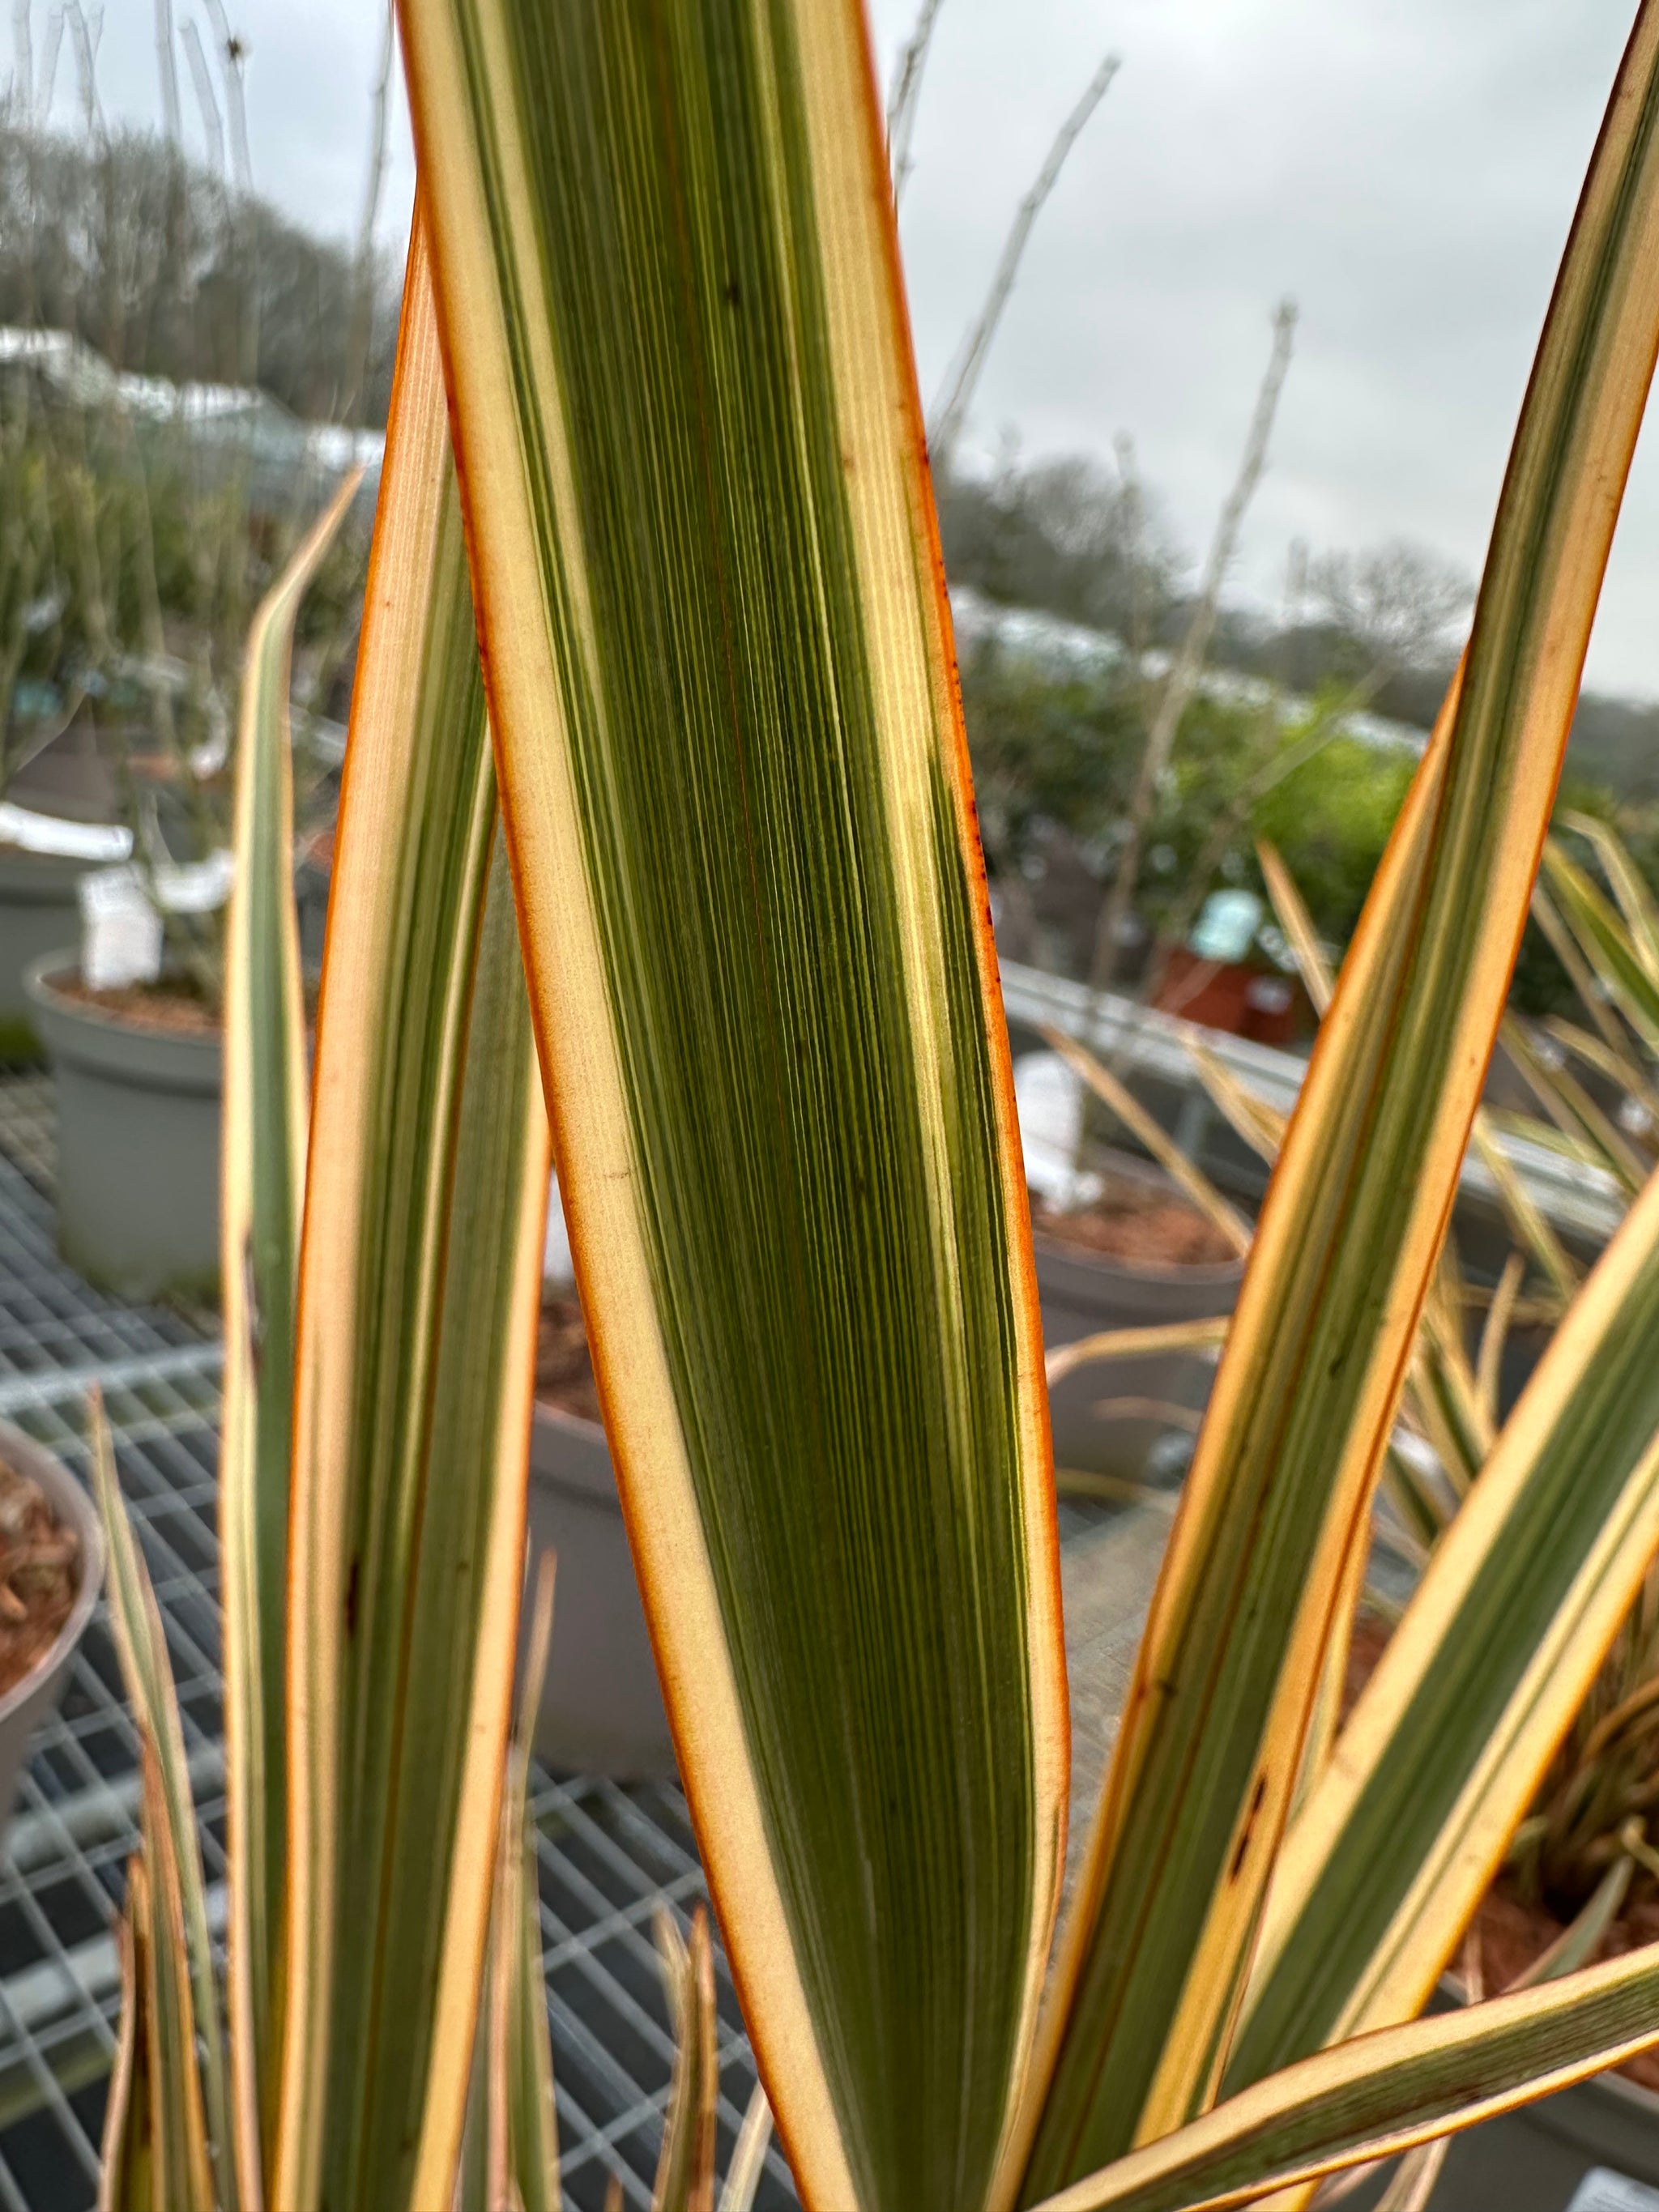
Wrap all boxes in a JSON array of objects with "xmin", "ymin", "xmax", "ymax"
[{"xmin": 399, "ymin": 2, "xmax": 1063, "ymax": 2207}]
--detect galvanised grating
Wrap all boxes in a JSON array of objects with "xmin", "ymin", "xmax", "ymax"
[{"xmin": 0, "ymin": 1071, "xmax": 796, "ymax": 2212}]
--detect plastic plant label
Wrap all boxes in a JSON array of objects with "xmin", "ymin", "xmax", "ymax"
[
  {"xmin": 1013, "ymin": 1051, "xmax": 1104, "ymax": 1211},
  {"xmin": 79, "ymin": 867, "xmax": 163, "ymax": 991},
  {"xmin": 0, "ymin": 803, "xmax": 131, "ymax": 862},
  {"xmin": 1189, "ymin": 888, "xmax": 1263, "ymax": 963},
  {"xmin": 1567, "ymin": 2171, "xmax": 1659, "ymax": 2211}
]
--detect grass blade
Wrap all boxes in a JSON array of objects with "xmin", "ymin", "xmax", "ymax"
[
  {"xmin": 652, "ymin": 1907, "xmax": 720, "ymax": 2212},
  {"xmin": 1256, "ymin": 840, "xmax": 1333, "ymax": 1017},
  {"xmin": 1561, "ymin": 807, "xmax": 1659, "ymax": 982},
  {"xmin": 134, "ymin": 1753, "xmax": 215, "ymax": 2212},
  {"xmin": 1542, "ymin": 1011, "xmax": 1659, "ymax": 1122},
  {"xmin": 220, "ymin": 458, "xmax": 360, "ymax": 2212},
  {"xmin": 276, "ymin": 226, "xmax": 550, "ymax": 2212},
  {"xmin": 1017, "ymin": 6, "xmax": 1659, "ymax": 2188},
  {"xmin": 399, "ymin": 4, "xmax": 1065, "ymax": 2207},
  {"xmin": 1499, "ymin": 1014, "xmax": 1647, "ymax": 1193},
  {"xmin": 717, "ymin": 2085, "xmax": 775, "ymax": 2212},
  {"xmin": 1046, "ymin": 1319, "xmax": 1231, "ymax": 1387},
  {"xmin": 1184, "ymin": 1042, "xmax": 1287, "ymax": 1165},
  {"xmin": 96, "ymin": 1882, "xmax": 147, "ymax": 2212},
  {"xmin": 1542, "ymin": 837, "xmax": 1659, "ymax": 1055}
]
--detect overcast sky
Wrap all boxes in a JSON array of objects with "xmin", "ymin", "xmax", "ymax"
[{"xmin": 12, "ymin": 1, "xmax": 1659, "ymax": 696}]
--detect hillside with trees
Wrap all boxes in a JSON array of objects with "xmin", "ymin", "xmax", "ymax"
[{"xmin": 0, "ymin": 121, "xmax": 401, "ymax": 424}]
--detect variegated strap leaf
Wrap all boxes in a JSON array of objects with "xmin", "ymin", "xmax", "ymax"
[
  {"xmin": 1017, "ymin": 5, "xmax": 1659, "ymax": 2192},
  {"xmin": 1560, "ymin": 807, "xmax": 1659, "ymax": 983},
  {"xmin": 97, "ymin": 1878, "xmax": 148, "ymax": 2212},
  {"xmin": 1542, "ymin": 1011, "xmax": 1659, "ymax": 1123},
  {"xmin": 135, "ymin": 1752, "xmax": 215, "ymax": 2212},
  {"xmin": 482, "ymin": 1556, "xmax": 560, "ymax": 2212},
  {"xmin": 221, "ymin": 457, "xmax": 360, "ymax": 2211},
  {"xmin": 717, "ymin": 2086, "xmax": 776, "ymax": 2212},
  {"xmin": 1026, "ymin": 1936, "xmax": 1659, "ymax": 2212},
  {"xmin": 1226, "ymin": 1158, "xmax": 1659, "ymax": 2087},
  {"xmin": 90, "ymin": 1393, "xmax": 228, "ymax": 2212},
  {"xmin": 652, "ymin": 1907, "xmax": 720, "ymax": 2212},
  {"xmin": 1500, "ymin": 1011, "xmax": 1646, "ymax": 1194},
  {"xmin": 398, "ymin": 4, "xmax": 1064, "ymax": 2209},
  {"xmin": 1542, "ymin": 835, "xmax": 1659, "ymax": 1055},
  {"xmin": 276, "ymin": 228, "xmax": 550, "ymax": 2212},
  {"xmin": 1532, "ymin": 882, "xmax": 1655, "ymax": 1089}
]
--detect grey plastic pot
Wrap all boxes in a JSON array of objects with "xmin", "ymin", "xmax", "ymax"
[
  {"xmin": 520, "ymin": 1157, "xmax": 1243, "ymax": 1779},
  {"xmin": 1034, "ymin": 1153, "xmax": 1244, "ymax": 1481},
  {"xmin": 24, "ymin": 956, "xmax": 221, "ymax": 1303},
  {"xmin": 0, "ymin": 1420, "xmax": 104, "ymax": 1831},
  {"xmin": 0, "ymin": 854, "xmax": 94, "ymax": 1061},
  {"xmin": 525, "ymin": 1401, "xmax": 676, "ymax": 1782}
]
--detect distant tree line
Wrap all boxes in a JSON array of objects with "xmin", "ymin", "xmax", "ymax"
[
  {"xmin": 940, "ymin": 450, "xmax": 1659, "ymax": 805},
  {"xmin": 0, "ymin": 121, "xmax": 402, "ymax": 425},
  {"xmin": 936, "ymin": 451, "xmax": 1187, "ymax": 649}
]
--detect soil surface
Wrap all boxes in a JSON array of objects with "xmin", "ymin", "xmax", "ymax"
[
  {"xmin": 0, "ymin": 1455, "xmax": 80, "ymax": 1701},
  {"xmin": 536, "ymin": 1294, "xmax": 602, "ymax": 1424},
  {"xmin": 53, "ymin": 976, "xmax": 220, "ymax": 1038},
  {"xmin": 1343, "ymin": 1605, "xmax": 1659, "ymax": 2090},
  {"xmin": 1031, "ymin": 1181, "xmax": 1235, "ymax": 1270}
]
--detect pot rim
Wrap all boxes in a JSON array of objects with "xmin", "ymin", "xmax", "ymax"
[
  {"xmin": 24, "ymin": 953, "xmax": 220, "ymax": 1047},
  {"xmin": 0, "ymin": 1417, "xmax": 105, "ymax": 1731},
  {"xmin": 1029, "ymin": 1220, "xmax": 1246, "ymax": 1288},
  {"xmin": 1031, "ymin": 1147, "xmax": 1248, "ymax": 1286}
]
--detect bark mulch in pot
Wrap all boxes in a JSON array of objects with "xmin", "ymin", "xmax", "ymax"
[
  {"xmin": 1031, "ymin": 1183, "xmax": 1235, "ymax": 1270},
  {"xmin": 52, "ymin": 977, "xmax": 220, "ymax": 1039},
  {"xmin": 0, "ymin": 1454, "xmax": 80, "ymax": 1700}
]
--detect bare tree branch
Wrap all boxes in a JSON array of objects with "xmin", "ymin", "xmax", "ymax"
[
  {"xmin": 928, "ymin": 50, "xmax": 1120, "ymax": 469},
  {"xmin": 11, "ymin": 0, "xmax": 32, "ymax": 123},
  {"xmin": 63, "ymin": 0, "xmax": 99, "ymax": 137},
  {"xmin": 354, "ymin": 1, "xmax": 394, "ymax": 271},
  {"xmin": 1087, "ymin": 297, "xmax": 1298, "ymax": 997},
  {"xmin": 342, "ymin": 0, "xmax": 394, "ymax": 424},
  {"xmin": 201, "ymin": 0, "xmax": 249, "ymax": 192},
  {"xmin": 180, "ymin": 16, "xmax": 223, "ymax": 177},
  {"xmin": 886, "ymin": 0, "xmax": 945, "ymax": 207},
  {"xmin": 153, "ymin": 0, "xmax": 180, "ymax": 144},
  {"xmin": 35, "ymin": 4, "xmax": 64, "ymax": 123}
]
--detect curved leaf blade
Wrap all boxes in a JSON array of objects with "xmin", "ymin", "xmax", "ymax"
[
  {"xmin": 1542, "ymin": 836, "xmax": 1659, "ymax": 1055},
  {"xmin": 1228, "ymin": 1161, "xmax": 1659, "ymax": 2087},
  {"xmin": 1028, "ymin": 1939, "xmax": 1659, "ymax": 2212},
  {"xmin": 90, "ymin": 1393, "xmax": 225, "ymax": 2212},
  {"xmin": 276, "ymin": 228, "xmax": 550, "ymax": 2212},
  {"xmin": 397, "ymin": 2, "xmax": 1066, "ymax": 2207},
  {"xmin": 96, "ymin": 1877, "xmax": 151, "ymax": 2212},
  {"xmin": 221, "ymin": 461, "xmax": 360, "ymax": 2210}
]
